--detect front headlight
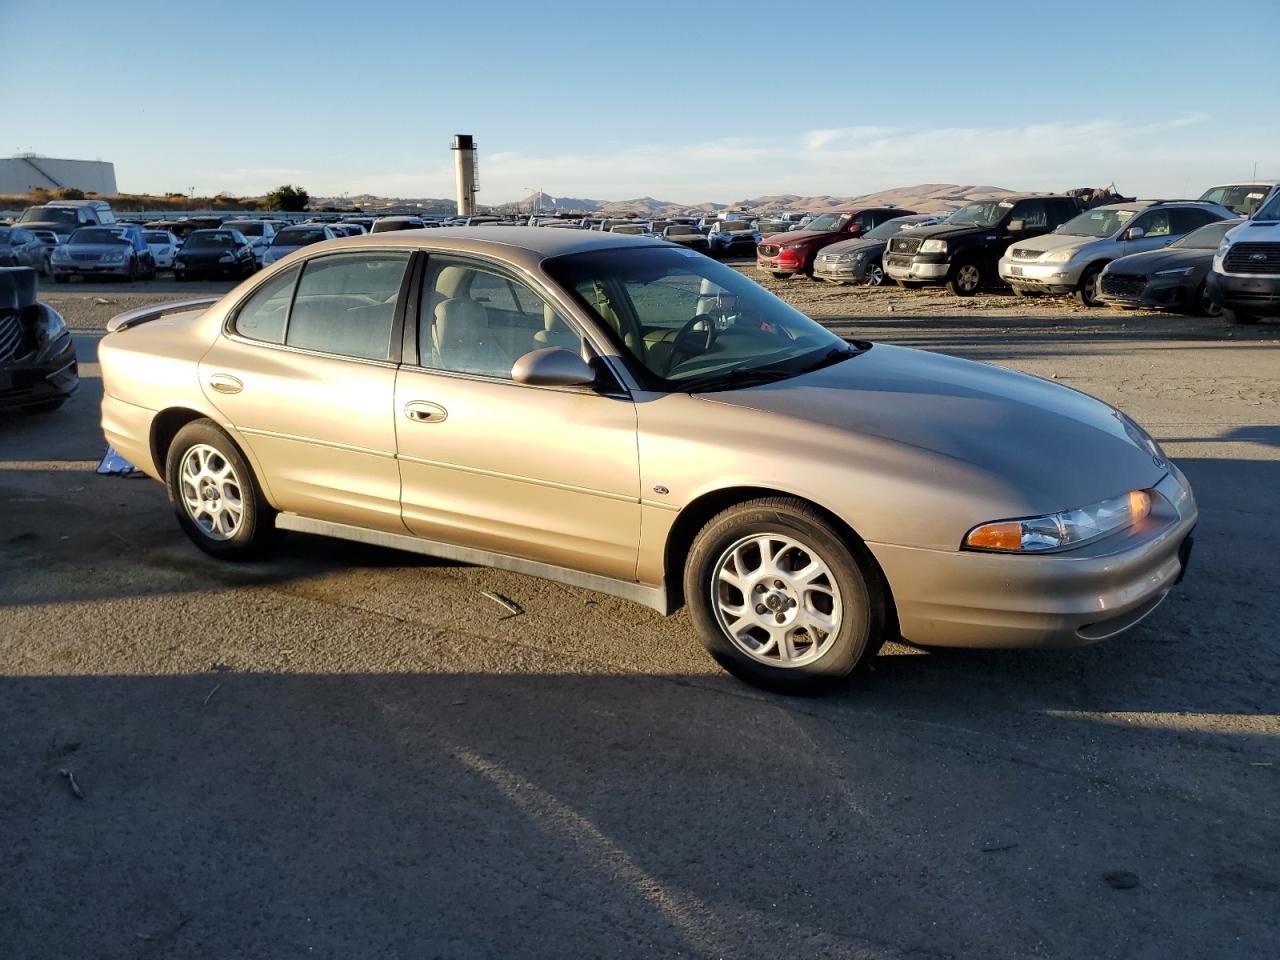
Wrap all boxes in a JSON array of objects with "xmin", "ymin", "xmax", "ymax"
[
  {"xmin": 919, "ymin": 239, "xmax": 947, "ymax": 254},
  {"xmin": 36, "ymin": 306, "xmax": 67, "ymax": 346},
  {"xmin": 218, "ymin": 253, "xmax": 235, "ymax": 263},
  {"xmin": 1154, "ymin": 267, "xmax": 1195, "ymax": 277},
  {"xmin": 1216, "ymin": 239, "xmax": 1232, "ymax": 258},
  {"xmin": 52, "ymin": 249, "xmax": 69, "ymax": 261},
  {"xmin": 1043, "ymin": 248, "xmax": 1076, "ymax": 263},
  {"xmin": 104, "ymin": 252, "xmax": 124, "ymax": 263},
  {"xmin": 964, "ymin": 489, "xmax": 1152, "ymax": 553}
]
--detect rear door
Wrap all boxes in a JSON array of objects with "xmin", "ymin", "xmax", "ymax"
[
  {"xmin": 198, "ymin": 250, "xmax": 414, "ymax": 532},
  {"xmin": 394, "ymin": 254, "xmax": 641, "ymax": 579}
]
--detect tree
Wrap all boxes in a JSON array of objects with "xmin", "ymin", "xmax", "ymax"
[
  {"xmin": 264, "ymin": 184, "xmax": 310, "ymax": 212},
  {"xmin": 55, "ymin": 187, "xmax": 86, "ymax": 200}
]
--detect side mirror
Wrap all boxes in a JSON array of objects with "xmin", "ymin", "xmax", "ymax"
[
  {"xmin": 511, "ymin": 347, "xmax": 596, "ymax": 387},
  {"xmin": 1008, "ymin": 219, "xmax": 1026, "ymax": 232},
  {"xmin": 1126, "ymin": 226, "xmax": 1146, "ymax": 241},
  {"xmin": 847, "ymin": 224, "xmax": 863, "ymax": 234}
]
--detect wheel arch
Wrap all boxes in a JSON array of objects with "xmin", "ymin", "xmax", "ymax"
[
  {"xmin": 150, "ymin": 407, "xmax": 259, "ymax": 489},
  {"xmin": 662, "ymin": 485, "xmax": 899, "ymax": 636}
]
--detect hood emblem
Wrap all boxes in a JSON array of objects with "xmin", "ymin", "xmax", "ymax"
[{"xmin": 1250, "ymin": 253, "xmax": 1267, "ymax": 261}]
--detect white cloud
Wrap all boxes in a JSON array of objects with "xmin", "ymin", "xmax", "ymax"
[{"xmin": 195, "ymin": 114, "xmax": 1268, "ymax": 204}]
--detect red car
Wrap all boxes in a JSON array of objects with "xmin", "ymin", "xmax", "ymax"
[{"xmin": 757, "ymin": 207, "xmax": 912, "ymax": 279}]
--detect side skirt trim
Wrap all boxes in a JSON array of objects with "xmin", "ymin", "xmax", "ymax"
[{"xmin": 274, "ymin": 513, "xmax": 672, "ymax": 614}]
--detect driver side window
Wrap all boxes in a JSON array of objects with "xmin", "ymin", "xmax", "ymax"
[{"xmin": 1133, "ymin": 210, "xmax": 1171, "ymax": 237}]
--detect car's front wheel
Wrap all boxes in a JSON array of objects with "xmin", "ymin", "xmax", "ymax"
[
  {"xmin": 684, "ymin": 497, "xmax": 886, "ymax": 692},
  {"xmin": 946, "ymin": 259, "xmax": 983, "ymax": 296},
  {"xmin": 1076, "ymin": 263, "xmax": 1105, "ymax": 307},
  {"xmin": 863, "ymin": 261, "xmax": 886, "ymax": 286},
  {"xmin": 165, "ymin": 420, "xmax": 280, "ymax": 561}
]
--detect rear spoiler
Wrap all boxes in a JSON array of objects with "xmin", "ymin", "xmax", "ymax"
[{"xmin": 105, "ymin": 297, "xmax": 221, "ymax": 333}]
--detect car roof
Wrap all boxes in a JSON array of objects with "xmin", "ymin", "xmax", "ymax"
[{"xmin": 288, "ymin": 226, "xmax": 667, "ymax": 263}]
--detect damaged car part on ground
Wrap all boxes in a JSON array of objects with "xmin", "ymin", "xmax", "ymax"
[
  {"xmin": 0, "ymin": 266, "xmax": 78, "ymax": 414},
  {"xmin": 98, "ymin": 228, "xmax": 1197, "ymax": 692}
]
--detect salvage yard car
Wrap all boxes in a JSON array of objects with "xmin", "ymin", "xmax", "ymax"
[
  {"xmin": 0, "ymin": 266, "xmax": 78, "ymax": 413},
  {"xmin": 813, "ymin": 214, "xmax": 944, "ymax": 286},
  {"xmin": 1208, "ymin": 187, "xmax": 1280, "ymax": 325},
  {"xmin": 706, "ymin": 219, "xmax": 761, "ymax": 257},
  {"xmin": 1097, "ymin": 218, "xmax": 1241, "ymax": 315},
  {"xmin": 51, "ymin": 224, "xmax": 156, "ymax": 282},
  {"xmin": 886, "ymin": 195, "xmax": 1080, "ymax": 295},
  {"xmin": 0, "ymin": 226, "xmax": 52, "ymax": 275},
  {"xmin": 998, "ymin": 200, "xmax": 1232, "ymax": 306},
  {"xmin": 173, "ymin": 229, "xmax": 258, "ymax": 280},
  {"xmin": 99, "ymin": 228, "xmax": 1197, "ymax": 692},
  {"xmin": 262, "ymin": 224, "xmax": 337, "ymax": 266},
  {"xmin": 757, "ymin": 207, "xmax": 907, "ymax": 280}
]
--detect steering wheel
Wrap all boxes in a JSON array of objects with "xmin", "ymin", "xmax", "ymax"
[{"xmin": 664, "ymin": 313, "xmax": 719, "ymax": 375}]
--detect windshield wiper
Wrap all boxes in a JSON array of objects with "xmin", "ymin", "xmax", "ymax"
[{"xmin": 681, "ymin": 345, "xmax": 865, "ymax": 393}]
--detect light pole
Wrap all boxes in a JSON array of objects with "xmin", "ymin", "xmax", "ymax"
[{"xmin": 523, "ymin": 186, "xmax": 543, "ymax": 222}]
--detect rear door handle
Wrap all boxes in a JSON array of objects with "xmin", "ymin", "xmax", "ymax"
[
  {"xmin": 208, "ymin": 374, "xmax": 243, "ymax": 395},
  {"xmin": 403, "ymin": 400, "xmax": 448, "ymax": 424}
]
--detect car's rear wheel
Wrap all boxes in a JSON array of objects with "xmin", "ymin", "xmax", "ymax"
[
  {"xmin": 863, "ymin": 261, "xmax": 886, "ymax": 286},
  {"xmin": 946, "ymin": 259, "xmax": 982, "ymax": 296},
  {"xmin": 684, "ymin": 497, "xmax": 886, "ymax": 693},
  {"xmin": 1076, "ymin": 263, "xmax": 1105, "ymax": 307},
  {"xmin": 165, "ymin": 420, "xmax": 280, "ymax": 561}
]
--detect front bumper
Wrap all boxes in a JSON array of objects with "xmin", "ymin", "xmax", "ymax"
[
  {"xmin": 175, "ymin": 261, "xmax": 246, "ymax": 277},
  {"xmin": 884, "ymin": 256, "xmax": 948, "ymax": 282},
  {"xmin": 52, "ymin": 261, "xmax": 130, "ymax": 277},
  {"xmin": 1097, "ymin": 276, "xmax": 1195, "ymax": 310},
  {"xmin": 868, "ymin": 468, "xmax": 1197, "ymax": 649},
  {"xmin": 999, "ymin": 257, "xmax": 1081, "ymax": 295},
  {"xmin": 1207, "ymin": 270, "xmax": 1280, "ymax": 317},
  {"xmin": 813, "ymin": 259, "xmax": 868, "ymax": 281},
  {"xmin": 0, "ymin": 334, "xmax": 79, "ymax": 410}
]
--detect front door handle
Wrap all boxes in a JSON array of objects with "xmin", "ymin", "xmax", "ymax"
[
  {"xmin": 403, "ymin": 400, "xmax": 448, "ymax": 424},
  {"xmin": 208, "ymin": 374, "xmax": 243, "ymax": 395}
]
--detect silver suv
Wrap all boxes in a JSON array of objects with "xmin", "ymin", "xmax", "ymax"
[{"xmin": 998, "ymin": 200, "xmax": 1234, "ymax": 306}]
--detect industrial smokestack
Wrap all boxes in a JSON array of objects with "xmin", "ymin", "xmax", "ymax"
[{"xmin": 451, "ymin": 135, "xmax": 478, "ymax": 217}]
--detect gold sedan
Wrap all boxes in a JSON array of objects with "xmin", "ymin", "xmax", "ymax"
[{"xmin": 100, "ymin": 228, "xmax": 1196, "ymax": 691}]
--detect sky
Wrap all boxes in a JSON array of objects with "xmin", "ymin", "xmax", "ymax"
[{"xmin": 2, "ymin": 0, "xmax": 1277, "ymax": 204}]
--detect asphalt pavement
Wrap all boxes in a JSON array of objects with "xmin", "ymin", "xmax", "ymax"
[{"xmin": 1, "ymin": 307, "xmax": 1277, "ymax": 959}]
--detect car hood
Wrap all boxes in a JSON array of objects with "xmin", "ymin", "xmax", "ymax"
[
  {"xmin": 820, "ymin": 237, "xmax": 885, "ymax": 256},
  {"xmin": 65, "ymin": 243, "xmax": 131, "ymax": 256},
  {"xmin": 179, "ymin": 247, "xmax": 237, "ymax": 259},
  {"xmin": 701, "ymin": 344, "xmax": 1166, "ymax": 511},
  {"xmin": 20, "ymin": 220, "xmax": 76, "ymax": 235},
  {"xmin": 1011, "ymin": 233, "xmax": 1096, "ymax": 255},
  {"xmin": 1107, "ymin": 246, "xmax": 1211, "ymax": 274},
  {"xmin": 762, "ymin": 229, "xmax": 839, "ymax": 246}
]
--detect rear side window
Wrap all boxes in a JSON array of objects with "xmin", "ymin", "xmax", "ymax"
[
  {"xmin": 285, "ymin": 253, "xmax": 409, "ymax": 361},
  {"xmin": 233, "ymin": 265, "xmax": 299, "ymax": 344}
]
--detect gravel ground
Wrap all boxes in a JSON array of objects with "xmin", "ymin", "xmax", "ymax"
[{"xmin": 2, "ymin": 262, "xmax": 1277, "ymax": 958}]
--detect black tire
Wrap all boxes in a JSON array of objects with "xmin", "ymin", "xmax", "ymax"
[
  {"xmin": 22, "ymin": 399, "xmax": 65, "ymax": 415},
  {"xmin": 164, "ymin": 419, "xmax": 281, "ymax": 561},
  {"xmin": 946, "ymin": 258, "xmax": 982, "ymax": 297},
  {"xmin": 1075, "ymin": 263, "xmax": 1105, "ymax": 307},
  {"xmin": 683, "ymin": 497, "xmax": 887, "ymax": 693},
  {"xmin": 1193, "ymin": 282, "xmax": 1222, "ymax": 318},
  {"xmin": 53, "ymin": 274, "xmax": 68, "ymax": 284},
  {"xmin": 1226, "ymin": 308, "xmax": 1259, "ymax": 325},
  {"xmin": 126, "ymin": 258, "xmax": 139, "ymax": 282}
]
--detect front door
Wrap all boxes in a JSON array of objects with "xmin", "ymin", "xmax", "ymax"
[
  {"xmin": 394, "ymin": 255, "xmax": 641, "ymax": 580},
  {"xmin": 198, "ymin": 251, "xmax": 413, "ymax": 533}
]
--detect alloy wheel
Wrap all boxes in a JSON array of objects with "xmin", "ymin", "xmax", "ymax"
[
  {"xmin": 179, "ymin": 444, "xmax": 244, "ymax": 541},
  {"xmin": 864, "ymin": 262, "xmax": 885, "ymax": 286},
  {"xmin": 956, "ymin": 263, "xmax": 981, "ymax": 293},
  {"xmin": 711, "ymin": 533, "xmax": 843, "ymax": 668}
]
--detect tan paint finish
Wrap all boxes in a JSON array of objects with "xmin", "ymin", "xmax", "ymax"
[
  {"xmin": 198, "ymin": 337, "xmax": 406, "ymax": 533},
  {"xmin": 394, "ymin": 367, "xmax": 641, "ymax": 579}
]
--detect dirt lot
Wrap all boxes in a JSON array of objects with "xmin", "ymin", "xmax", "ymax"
[{"xmin": 2, "ymin": 267, "xmax": 1277, "ymax": 958}]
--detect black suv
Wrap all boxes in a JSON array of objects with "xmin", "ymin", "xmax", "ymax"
[{"xmin": 884, "ymin": 194, "xmax": 1082, "ymax": 296}]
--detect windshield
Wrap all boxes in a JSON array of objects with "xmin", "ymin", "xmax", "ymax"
[
  {"xmin": 143, "ymin": 232, "xmax": 172, "ymax": 244},
  {"xmin": 1055, "ymin": 208, "xmax": 1137, "ymax": 238},
  {"xmin": 19, "ymin": 206, "xmax": 79, "ymax": 226},
  {"xmin": 665, "ymin": 225, "xmax": 696, "ymax": 236},
  {"xmin": 70, "ymin": 228, "xmax": 127, "ymax": 245},
  {"xmin": 1171, "ymin": 220, "xmax": 1240, "ymax": 249},
  {"xmin": 544, "ymin": 246, "xmax": 853, "ymax": 389},
  {"xmin": 1253, "ymin": 190, "xmax": 1280, "ymax": 221},
  {"xmin": 946, "ymin": 201, "xmax": 1011, "ymax": 227},
  {"xmin": 804, "ymin": 213, "xmax": 852, "ymax": 232},
  {"xmin": 611, "ymin": 225, "xmax": 645, "ymax": 235},
  {"xmin": 227, "ymin": 221, "xmax": 264, "ymax": 236},
  {"xmin": 1199, "ymin": 184, "xmax": 1272, "ymax": 216},
  {"xmin": 186, "ymin": 231, "xmax": 238, "ymax": 248},
  {"xmin": 274, "ymin": 228, "xmax": 327, "ymax": 245}
]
